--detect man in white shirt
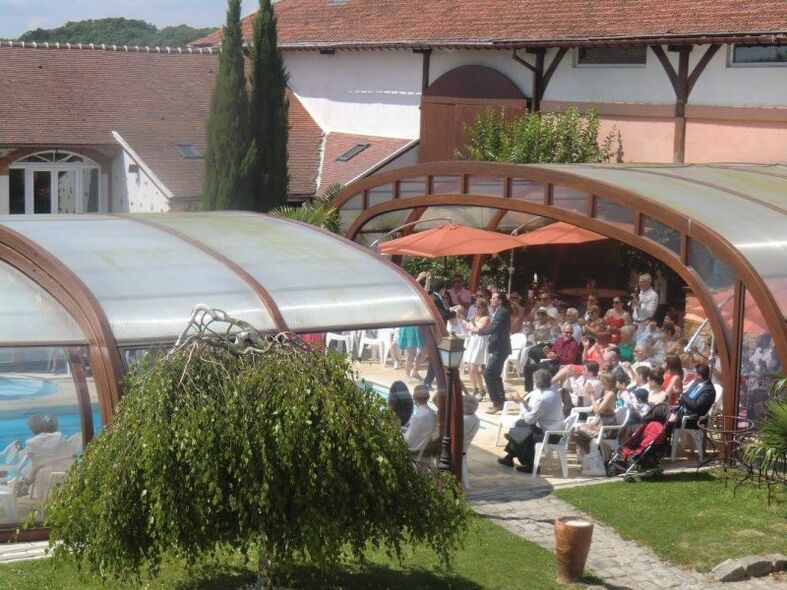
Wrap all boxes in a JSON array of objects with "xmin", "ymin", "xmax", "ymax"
[
  {"xmin": 403, "ymin": 385, "xmax": 437, "ymax": 453},
  {"xmin": 497, "ymin": 369, "xmax": 564, "ymax": 472},
  {"xmin": 630, "ymin": 273, "xmax": 658, "ymax": 327}
]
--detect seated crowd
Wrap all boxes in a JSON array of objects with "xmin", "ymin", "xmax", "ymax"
[{"xmin": 399, "ymin": 271, "xmax": 721, "ymax": 477}]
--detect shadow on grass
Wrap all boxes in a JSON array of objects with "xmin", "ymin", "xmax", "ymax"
[
  {"xmin": 171, "ymin": 562, "xmax": 484, "ymax": 590},
  {"xmin": 172, "ymin": 564, "xmax": 256, "ymax": 590}
]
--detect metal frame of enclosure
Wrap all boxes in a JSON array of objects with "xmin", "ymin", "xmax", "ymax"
[
  {"xmin": 334, "ymin": 162, "xmax": 787, "ymax": 421},
  {"xmin": 0, "ymin": 212, "xmax": 448, "ymax": 540}
]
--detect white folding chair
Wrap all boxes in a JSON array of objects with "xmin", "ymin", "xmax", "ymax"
[
  {"xmin": 502, "ymin": 333, "xmax": 528, "ymax": 379},
  {"xmin": 0, "ymin": 441, "xmax": 20, "ymax": 474},
  {"xmin": 324, "ymin": 331, "xmax": 354, "ymax": 354},
  {"xmin": 532, "ymin": 413, "xmax": 579, "ymax": 478},
  {"xmin": 495, "ymin": 400, "xmax": 523, "ymax": 446},
  {"xmin": 670, "ymin": 414, "xmax": 705, "ymax": 462},
  {"xmin": 594, "ymin": 406, "xmax": 630, "ymax": 457}
]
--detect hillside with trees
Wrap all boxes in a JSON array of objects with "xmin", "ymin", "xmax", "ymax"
[{"xmin": 16, "ymin": 18, "xmax": 213, "ymax": 47}]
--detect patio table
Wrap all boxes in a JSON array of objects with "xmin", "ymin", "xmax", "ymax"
[{"xmin": 696, "ymin": 415, "xmax": 755, "ymax": 485}]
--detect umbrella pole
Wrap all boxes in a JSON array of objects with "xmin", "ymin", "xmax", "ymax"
[
  {"xmin": 507, "ymin": 249, "xmax": 514, "ymax": 294},
  {"xmin": 444, "ymin": 256, "xmax": 448, "ymax": 276}
]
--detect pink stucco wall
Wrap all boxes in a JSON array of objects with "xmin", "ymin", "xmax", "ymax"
[
  {"xmin": 598, "ymin": 116, "xmax": 675, "ymax": 163},
  {"xmin": 685, "ymin": 120, "xmax": 787, "ymax": 163}
]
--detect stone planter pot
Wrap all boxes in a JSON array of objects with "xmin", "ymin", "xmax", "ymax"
[{"xmin": 554, "ymin": 515, "xmax": 594, "ymax": 583}]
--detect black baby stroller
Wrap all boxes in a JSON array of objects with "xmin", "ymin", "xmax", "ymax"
[{"xmin": 606, "ymin": 404, "xmax": 671, "ymax": 482}]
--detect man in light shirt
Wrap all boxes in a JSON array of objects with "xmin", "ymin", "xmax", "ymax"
[
  {"xmin": 630, "ymin": 273, "xmax": 658, "ymax": 327},
  {"xmin": 403, "ymin": 385, "xmax": 437, "ymax": 452},
  {"xmin": 497, "ymin": 369, "xmax": 564, "ymax": 473}
]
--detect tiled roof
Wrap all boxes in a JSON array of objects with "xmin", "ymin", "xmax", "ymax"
[
  {"xmin": 318, "ymin": 133, "xmax": 412, "ymax": 196},
  {"xmin": 287, "ymin": 90, "xmax": 323, "ymax": 197},
  {"xmin": 192, "ymin": 0, "xmax": 787, "ymax": 48},
  {"xmin": 0, "ymin": 44, "xmax": 324, "ymax": 201}
]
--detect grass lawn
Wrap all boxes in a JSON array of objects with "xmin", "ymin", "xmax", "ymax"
[
  {"xmin": 0, "ymin": 516, "xmax": 587, "ymax": 590},
  {"xmin": 555, "ymin": 471, "xmax": 787, "ymax": 572}
]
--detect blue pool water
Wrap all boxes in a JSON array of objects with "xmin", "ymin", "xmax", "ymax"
[{"xmin": 0, "ymin": 376, "xmax": 58, "ymax": 400}]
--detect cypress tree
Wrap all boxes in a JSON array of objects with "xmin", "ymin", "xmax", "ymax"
[
  {"xmin": 249, "ymin": 0, "xmax": 289, "ymax": 212},
  {"xmin": 203, "ymin": 0, "xmax": 256, "ymax": 210}
]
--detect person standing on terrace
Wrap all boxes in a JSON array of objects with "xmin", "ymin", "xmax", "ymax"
[
  {"xmin": 630, "ymin": 273, "xmax": 659, "ymax": 328},
  {"xmin": 447, "ymin": 274, "xmax": 473, "ymax": 310},
  {"xmin": 470, "ymin": 291, "xmax": 511, "ymax": 415}
]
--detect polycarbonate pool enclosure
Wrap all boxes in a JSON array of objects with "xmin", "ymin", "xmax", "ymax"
[{"xmin": 0, "ymin": 212, "xmax": 444, "ymax": 534}]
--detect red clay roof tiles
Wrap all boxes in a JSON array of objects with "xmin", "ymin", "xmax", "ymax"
[
  {"xmin": 0, "ymin": 45, "xmax": 323, "ymax": 200},
  {"xmin": 192, "ymin": 0, "xmax": 787, "ymax": 48},
  {"xmin": 318, "ymin": 132, "xmax": 411, "ymax": 196}
]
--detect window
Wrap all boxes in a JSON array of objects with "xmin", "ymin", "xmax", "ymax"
[
  {"xmin": 336, "ymin": 143, "xmax": 370, "ymax": 162},
  {"xmin": 174, "ymin": 144, "xmax": 203, "ymax": 159},
  {"xmin": 7, "ymin": 151, "xmax": 102, "ymax": 215},
  {"xmin": 576, "ymin": 46, "xmax": 647, "ymax": 67},
  {"xmin": 731, "ymin": 44, "xmax": 787, "ymax": 66}
]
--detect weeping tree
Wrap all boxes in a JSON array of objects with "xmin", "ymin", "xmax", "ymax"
[
  {"xmin": 43, "ymin": 308, "xmax": 469, "ymax": 588},
  {"xmin": 249, "ymin": 0, "xmax": 289, "ymax": 212},
  {"xmin": 203, "ymin": 0, "xmax": 257, "ymax": 210}
]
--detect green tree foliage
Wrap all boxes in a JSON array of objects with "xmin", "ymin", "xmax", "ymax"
[
  {"xmin": 457, "ymin": 107, "xmax": 622, "ymax": 164},
  {"xmin": 270, "ymin": 183, "xmax": 342, "ymax": 233},
  {"xmin": 16, "ymin": 18, "xmax": 213, "ymax": 47},
  {"xmin": 202, "ymin": 0, "xmax": 257, "ymax": 210},
  {"xmin": 249, "ymin": 0, "xmax": 290, "ymax": 212},
  {"xmin": 44, "ymin": 342, "xmax": 469, "ymax": 586},
  {"xmin": 744, "ymin": 379, "xmax": 787, "ymax": 477}
]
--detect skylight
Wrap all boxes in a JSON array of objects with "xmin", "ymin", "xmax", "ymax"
[
  {"xmin": 336, "ymin": 143, "xmax": 370, "ymax": 162},
  {"xmin": 175, "ymin": 144, "xmax": 203, "ymax": 159}
]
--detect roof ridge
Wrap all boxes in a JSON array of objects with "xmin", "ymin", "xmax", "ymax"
[{"xmin": 1, "ymin": 40, "xmax": 220, "ymax": 55}]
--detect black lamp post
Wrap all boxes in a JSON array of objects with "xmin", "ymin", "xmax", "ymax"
[{"xmin": 437, "ymin": 334, "xmax": 466, "ymax": 472}]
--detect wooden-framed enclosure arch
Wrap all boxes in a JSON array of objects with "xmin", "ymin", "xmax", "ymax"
[{"xmin": 335, "ymin": 161, "xmax": 787, "ymax": 416}]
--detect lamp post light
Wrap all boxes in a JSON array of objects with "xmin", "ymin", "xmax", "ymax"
[{"xmin": 437, "ymin": 334, "xmax": 466, "ymax": 473}]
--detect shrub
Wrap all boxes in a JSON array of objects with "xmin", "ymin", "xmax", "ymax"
[
  {"xmin": 44, "ymin": 338, "xmax": 469, "ymax": 586},
  {"xmin": 456, "ymin": 106, "xmax": 621, "ymax": 164}
]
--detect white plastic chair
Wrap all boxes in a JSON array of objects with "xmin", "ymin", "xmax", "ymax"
[
  {"xmin": 495, "ymin": 400, "xmax": 523, "ymax": 446},
  {"xmin": 670, "ymin": 413, "xmax": 705, "ymax": 462},
  {"xmin": 532, "ymin": 413, "xmax": 579, "ymax": 478},
  {"xmin": 0, "ymin": 476, "xmax": 21, "ymax": 524},
  {"xmin": 358, "ymin": 328, "xmax": 398, "ymax": 367},
  {"xmin": 594, "ymin": 406, "xmax": 630, "ymax": 457},
  {"xmin": 569, "ymin": 405, "xmax": 593, "ymax": 425},
  {"xmin": 0, "ymin": 441, "xmax": 20, "ymax": 473},
  {"xmin": 324, "ymin": 332, "xmax": 354, "ymax": 355},
  {"xmin": 502, "ymin": 333, "xmax": 528, "ymax": 379}
]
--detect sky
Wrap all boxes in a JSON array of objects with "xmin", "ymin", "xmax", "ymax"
[{"xmin": 0, "ymin": 0, "xmax": 258, "ymax": 40}]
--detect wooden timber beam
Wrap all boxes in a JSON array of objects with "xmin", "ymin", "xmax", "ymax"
[
  {"xmin": 512, "ymin": 48, "xmax": 568, "ymax": 112},
  {"xmin": 651, "ymin": 44, "xmax": 720, "ymax": 163}
]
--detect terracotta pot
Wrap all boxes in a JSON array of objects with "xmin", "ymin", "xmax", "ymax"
[{"xmin": 554, "ymin": 515, "xmax": 594, "ymax": 583}]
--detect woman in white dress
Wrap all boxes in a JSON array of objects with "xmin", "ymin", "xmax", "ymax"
[{"xmin": 463, "ymin": 299, "xmax": 491, "ymax": 397}]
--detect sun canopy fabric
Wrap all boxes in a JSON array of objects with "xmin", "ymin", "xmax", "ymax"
[
  {"xmin": 515, "ymin": 222, "xmax": 606, "ymax": 246},
  {"xmin": 377, "ymin": 223, "xmax": 523, "ymax": 257},
  {"xmin": 0, "ymin": 212, "xmax": 435, "ymax": 345}
]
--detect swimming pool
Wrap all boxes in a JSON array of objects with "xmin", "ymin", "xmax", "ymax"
[{"xmin": 0, "ymin": 376, "xmax": 58, "ymax": 400}]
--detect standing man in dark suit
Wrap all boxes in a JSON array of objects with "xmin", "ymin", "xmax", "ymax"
[{"xmin": 471, "ymin": 291, "xmax": 511, "ymax": 414}]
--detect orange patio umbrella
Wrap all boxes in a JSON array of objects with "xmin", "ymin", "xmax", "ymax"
[
  {"xmin": 377, "ymin": 223, "xmax": 523, "ymax": 257},
  {"xmin": 514, "ymin": 222, "xmax": 606, "ymax": 246}
]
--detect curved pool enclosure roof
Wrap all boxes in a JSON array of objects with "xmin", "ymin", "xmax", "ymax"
[
  {"xmin": 0, "ymin": 212, "xmax": 435, "ymax": 348},
  {"xmin": 334, "ymin": 161, "xmax": 787, "ymax": 408}
]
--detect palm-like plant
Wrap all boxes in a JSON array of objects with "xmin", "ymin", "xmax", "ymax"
[
  {"xmin": 743, "ymin": 377, "xmax": 787, "ymax": 479},
  {"xmin": 269, "ymin": 183, "xmax": 342, "ymax": 233}
]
